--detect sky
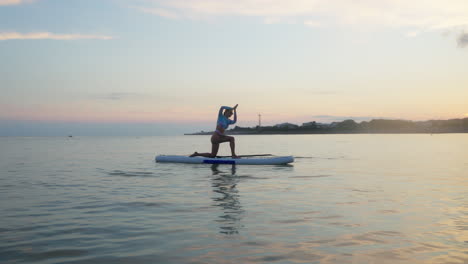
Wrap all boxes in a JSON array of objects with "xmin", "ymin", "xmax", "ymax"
[{"xmin": 1, "ymin": 0, "xmax": 468, "ymax": 135}]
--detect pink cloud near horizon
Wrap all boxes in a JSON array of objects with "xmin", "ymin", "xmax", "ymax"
[
  {"xmin": 0, "ymin": 32, "xmax": 113, "ymax": 41},
  {"xmin": 0, "ymin": 0, "xmax": 34, "ymax": 5}
]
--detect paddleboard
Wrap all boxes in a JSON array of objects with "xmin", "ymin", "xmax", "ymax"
[{"xmin": 155, "ymin": 155, "xmax": 294, "ymax": 165}]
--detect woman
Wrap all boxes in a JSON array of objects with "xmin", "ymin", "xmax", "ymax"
[{"xmin": 191, "ymin": 104, "xmax": 239, "ymax": 158}]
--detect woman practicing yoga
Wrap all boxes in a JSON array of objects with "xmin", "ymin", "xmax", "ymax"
[{"xmin": 190, "ymin": 104, "xmax": 239, "ymax": 158}]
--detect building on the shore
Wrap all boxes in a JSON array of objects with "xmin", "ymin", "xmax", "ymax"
[
  {"xmin": 274, "ymin": 123, "xmax": 299, "ymax": 129},
  {"xmin": 316, "ymin": 123, "xmax": 330, "ymax": 128},
  {"xmin": 301, "ymin": 121, "xmax": 316, "ymax": 127},
  {"xmin": 301, "ymin": 121, "xmax": 331, "ymax": 129}
]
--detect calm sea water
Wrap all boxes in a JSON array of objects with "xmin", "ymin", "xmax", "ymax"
[{"xmin": 0, "ymin": 134, "xmax": 467, "ymax": 264}]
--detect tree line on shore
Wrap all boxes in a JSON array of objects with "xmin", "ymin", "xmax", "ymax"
[{"xmin": 188, "ymin": 118, "xmax": 468, "ymax": 135}]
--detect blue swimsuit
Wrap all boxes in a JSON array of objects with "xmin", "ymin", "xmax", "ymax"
[{"xmin": 215, "ymin": 106, "xmax": 237, "ymax": 135}]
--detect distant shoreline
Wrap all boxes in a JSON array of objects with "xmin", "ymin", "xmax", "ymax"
[
  {"xmin": 185, "ymin": 118, "xmax": 468, "ymax": 135},
  {"xmin": 186, "ymin": 131, "xmax": 468, "ymax": 135}
]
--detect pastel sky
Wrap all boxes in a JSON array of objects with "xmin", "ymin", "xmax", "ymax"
[{"xmin": 1, "ymin": 0, "xmax": 468, "ymax": 135}]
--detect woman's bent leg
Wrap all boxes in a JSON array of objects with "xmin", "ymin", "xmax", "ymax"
[
  {"xmin": 210, "ymin": 143, "xmax": 220, "ymax": 157},
  {"xmin": 190, "ymin": 134, "xmax": 220, "ymax": 158}
]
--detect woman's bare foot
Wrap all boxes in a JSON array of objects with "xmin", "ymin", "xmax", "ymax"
[
  {"xmin": 232, "ymin": 155, "xmax": 240, "ymax": 159},
  {"xmin": 190, "ymin": 152, "xmax": 198, "ymax": 157}
]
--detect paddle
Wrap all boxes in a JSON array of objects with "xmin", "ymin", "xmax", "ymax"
[{"xmin": 216, "ymin": 154, "xmax": 273, "ymax": 158}]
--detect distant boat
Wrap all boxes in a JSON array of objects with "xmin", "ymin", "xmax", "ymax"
[{"xmin": 68, "ymin": 135, "xmax": 73, "ymax": 138}]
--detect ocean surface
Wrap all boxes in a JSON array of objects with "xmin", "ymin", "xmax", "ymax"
[{"xmin": 0, "ymin": 134, "xmax": 467, "ymax": 264}]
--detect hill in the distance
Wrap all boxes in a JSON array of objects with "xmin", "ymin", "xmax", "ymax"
[{"xmin": 187, "ymin": 118, "xmax": 468, "ymax": 135}]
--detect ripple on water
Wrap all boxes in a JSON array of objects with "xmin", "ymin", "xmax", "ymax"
[
  {"xmin": 107, "ymin": 170, "xmax": 155, "ymax": 177},
  {"xmin": 7, "ymin": 248, "xmax": 88, "ymax": 263},
  {"xmin": 122, "ymin": 201, "xmax": 173, "ymax": 208},
  {"xmin": 289, "ymin": 175, "xmax": 332, "ymax": 178}
]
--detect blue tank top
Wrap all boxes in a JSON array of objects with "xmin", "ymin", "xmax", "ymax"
[{"xmin": 217, "ymin": 106, "xmax": 237, "ymax": 130}]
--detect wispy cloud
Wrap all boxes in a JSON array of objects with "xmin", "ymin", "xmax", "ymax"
[
  {"xmin": 134, "ymin": 0, "xmax": 468, "ymax": 45},
  {"xmin": 304, "ymin": 20, "xmax": 321, "ymax": 28},
  {"xmin": 0, "ymin": 0, "xmax": 35, "ymax": 6},
  {"xmin": 307, "ymin": 115, "xmax": 383, "ymax": 123},
  {"xmin": 134, "ymin": 0, "xmax": 468, "ymax": 28},
  {"xmin": 94, "ymin": 92, "xmax": 148, "ymax": 101},
  {"xmin": 0, "ymin": 32, "xmax": 113, "ymax": 41},
  {"xmin": 134, "ymin": 6, "xmax": 180, "ymax": 19},
  {"xmin": 457, "ymin": 32, "xmax": 468, "ymax": 48},
  {"xmin": 406, "ymin": 31, "xmax": 420, "ymax": 38}
]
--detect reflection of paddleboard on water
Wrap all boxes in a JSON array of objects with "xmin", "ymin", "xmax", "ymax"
[{"xmin": 155, "ymin": 154, "xmax": 294, "ymax": 165}]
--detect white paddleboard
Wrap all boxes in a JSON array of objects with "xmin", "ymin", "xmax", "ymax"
[{"xmin": 155, "ymin": 155, "xmax": 294, "ymax": 165}]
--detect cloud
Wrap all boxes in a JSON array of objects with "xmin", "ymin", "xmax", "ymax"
[
  {"xmin": 0, "ymin": 0, "xmax": 34, "ymax": 6},
  {"xmin": 304, "ymin": 20, "xmax": 321, "ymax": 28},
  {"xmin": 135, "ymin": 0, "xmax": 468, "ymax": 28},
  {"xmin": 307, "ymin": 115, "xmax": 383, "ymax": 123},
  {"xmin": 94, "ymin": 92, "xmax": 148, "ymax": 101},
  {"xmin": 406, "ymin": 31, "xmax": 420, "ymax": 38},
  {"xmin": 0, "ymin": 32, "xmax": 113, "ymax": 41},
  {"xmin": 135, "ymin": 0, "xmax": 468, "ymax": 45},
  {"xmin": 457, "ymin": 32, "xmax": 468, "ymax": 48},
  {"xmin": 302, "ymin": 89, "xmax": 340, "ymax": 95},
  {"xmin": 134, "ymin": 6, "xmax": 180, "ymax": 19}
]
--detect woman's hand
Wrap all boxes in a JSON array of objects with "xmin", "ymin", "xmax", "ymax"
[{"xmin": 233, "ymin": 104, "xmax": 238, "ymax": 110}]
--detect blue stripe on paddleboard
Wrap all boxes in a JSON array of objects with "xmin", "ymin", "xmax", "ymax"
[{"xmin": 203, "ymin": 159, "xmax": 236, "ymax": 164}]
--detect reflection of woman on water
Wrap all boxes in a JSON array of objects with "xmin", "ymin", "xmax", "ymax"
[
  {"xmin": 210, "ymin": 164, "xmax": 243, "ymax": 235},
  {"xmin": 191, "ymin": 104, "xmax": 239, "ymax": 158}
]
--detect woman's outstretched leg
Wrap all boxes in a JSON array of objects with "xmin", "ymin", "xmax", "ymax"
[{"xmin": 190, "ymin": 143, "xmax": 219, "ymax": 158}]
